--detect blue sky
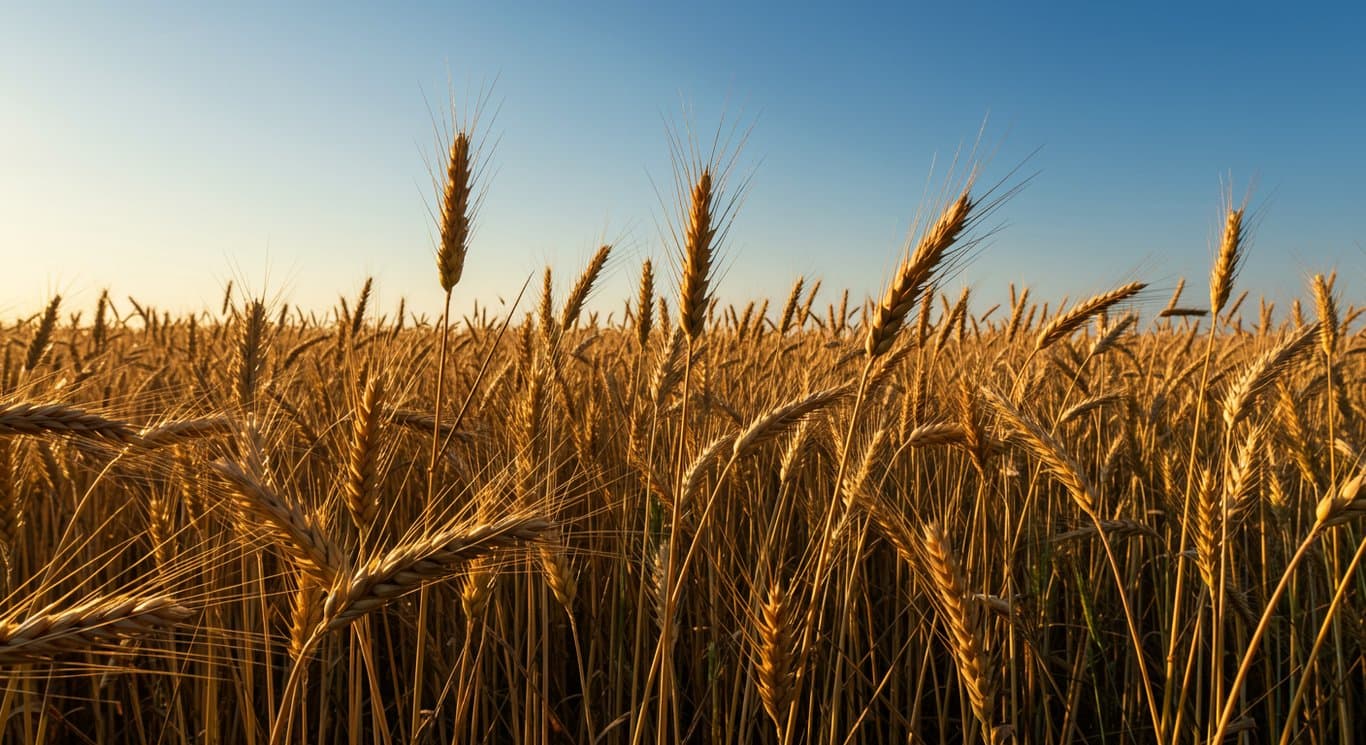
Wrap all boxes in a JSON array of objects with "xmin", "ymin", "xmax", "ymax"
[{"xmin": 2, "ymin": 1, "xmax": 1362, "ymax": 322}]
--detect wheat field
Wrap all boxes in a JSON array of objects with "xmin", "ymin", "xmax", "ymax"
[{"xmin": 1, "ymin": 124, "xmax": 1363, "ymax": 745}]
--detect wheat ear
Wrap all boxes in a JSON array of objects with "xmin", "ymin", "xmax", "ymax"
[
  {"xmin": 865, "ymin": 187, "xmax": 973, "ymax": 357},
  {"xmin": 344, "ymin": 369, "xmax": 385, "ymax": 533},
  {"xmin": 0, "ymin": 595, "xmax": 192, "ymax": 664},
  {"xmin": 136, "ymin": 417, "xmax": 234, "ymax": 449},
  {"xmin": 679, "ymin": 169, "xmax": 717, "ymax": 341},
  {"xmin": 981, "ymin": 387, "xmax": 1097, "ymax": 513},
  {"xmin": 755, "ymin": 581, "xmax": 797, "ymax": 738},
  {"xmin": 24, "ymin": 295, "xmax": 61, "ymax": 372},
  {"xmin": 921, "ymin": 522, "xmax": 995, "ymax": 735},
  {"xmin": 437, "ymin": 130, "xmax": 473, "ymax": 293},
  {"xmin": 1311, "ymin": 272, "xmax": 1339, "ymax": 357},
  {"xmin": 561, "ymin": 244, "xmax": 612, "ymax": 331},
  {"xmin": 1033, "ymin": 281, "xmax": 1146, "ymax": 353},
  {"xmin": 210, "ymin": 459, "xmax": 343, "ymax": 584},
  {"xmin": 1210, "ymin": 206, "xmax": 1245, "ymax": 315},
  {"xmin": 0, "ymin": 402, "xmax": 138, "ymax": 443},
  {"xmin": 636, "ymin": 260, "xmax": 655, "ymax": 349},
  {"xmin": 321, "ymin": 516, "xmax": 549, "ymax": 632},
  {"xmin": 1221, "ymin": 323, "xmax": 1320, "ymax": 429},
  {"xmin": 731, "ymin": 385, "xmax": 852, "ymax": 460}
]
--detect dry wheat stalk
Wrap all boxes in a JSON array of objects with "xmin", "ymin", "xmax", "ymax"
[
  {"xmin": 904, "ymin": 421, "xmax": 969, "ymax": 449},
  {"xmin": 460, "ymin": 557, "xmax": 497, "ymax": 621},
  {"xmin": 657, "ymin": 296, "xmax": 671, "ymax": 336},
  {"xmin": 0, "ymin": 594, "xmax": 192, "ymax": 664},
  {"xmin": 1311, "ymin": 272, "xmax": 1339, "ymax": 357},
  {"xmin": 755, "ymin": 581, "xmax": 797, "ymax": 737},
  {"xmin": 842, "ymin": 428, "xmax": 889, "ymax": 510},
  {"xmin": 279, "ymin": 333, "xmax": 332, "ymax": 372},
  {"xmin": 1315, "ymin": 469, "xmax": 1365, "ymax": 528},
  {"xmin": 321, "ymin": 516, "xmax": 549, "ymax": 632},
  {"xmin": 1194, "ymin": 467, "xmax": 1221, "ymax": 596},
  {"xmin": 982, "ymin": 387, "xmax": 1098, "ymax": 513},
  {"xmin": 91, "ymin": 289, "xmax": 109, "ymax": 352},
  {"xmin": 731, "ymin": 385, "xmax": 851, "ymax": 460},
  {"xmin": 860, "ymin": 495, "xmax": 918, "ymax": 567},
  {"xmin": 1221, "ymin": 323, "xmax": 1320, "ymax": 429},
  {"xmin": 561, "ymin": 245, "xmax": 611, "ymax": 331},
  {"xmin": 0, "ymin": 440, "xmax": 18, "ymax": 551},
  {"xmin": 147, "ymin": 490, "xmax": 176, "ymax": 571},
  {"xmin": 1162, "ymin": 277, "xmax": 1186, "ymax": 313},
  {"xmin": 344, "ymin": 370, "xmax": 385, "ymax": 532},
  {"xmin": 956, "ymin": 380, "xmax": 994, "ymax": 473},
  {"xmin": 234, "ymin": 300, "xmax": 268, "ymax": 409},
  {"xmin": 636, "ymin": 260, "xmax": 655, "ymax": 349},
  {"xmin": 437, "ymin": 130, "xmax": 473, "ymax": 293},
  {"xmin": 24, "ymin": 295, "xmax": 61, "ymax": 372},
  {"xmin": 1160, "ymin": 307, "xmax": 1209, "ymax": 318},
  {"xmin": 348, "ymin": 277, "xmax": 372, "ymax": 346},
  {"xmin": 865, "ymin": 187, "xmax": 973, "ymax": 357},
  {"xmin": 679, "ymin": 169, "xmax": 717, "ymax": 341},
  {"xmin": 1225, "ymin": 426, "xmax": 1264, "ymax": 523},
  {"xmin": 210, "ymin": 459, "xmax": 344, "ymax": 585},
  {"xmin": 1058, "ymin": 393, "xmax": 1126, "ymax": 426},
  {"xmin": 536, "ymin": 268, "xmax": 556, "ymax": 341},
  {"xmin": 798, "ymin": 279, "xmax": 821, "ymax": 333},
  {"xmin": 779, "ymin": 276, "xmax": 804, "ymax": 336},
  {"xmin": 1049, "ymin": 519, "xmax": 1159, "ymax": 544},
  {"xmin": 136, "ymin": 417, "xmax": 234, "ymax": 449},
  {"xmin": 649, "ymin": 328, "xmax": 686, "ymax": 407},
  {"xmin": 1033, "ymin": 282, "xmax": 1146, "ymax": 353},
  {"xmin": 680, "ymin": 432, "xmax": 739, "ymax": 507},
  {"xmin": 288, "ymin": 583, "xmax": 322, "ymax": 662},
  {"xmin": 778, "ymin": 420, "xmax": 814, "ymax": 486},
  {"xmin": 1006, "ymin": 286, "xmax": 1030, "ymax": 341},
  {"xmin": 0, "ymin": 402, "xmax": 139, "ymax": 443},
  {"xmin": 388, "ymin": 409, "xmax": 473, "ymax": 443},
  {"xmin": 1210, "ymin": 206, "xmax": 1245, "ymax": 315},
  {"xmin": 921, "ymin": 522, "xmax": 996, "ymax": 734},
  {"xmin": 539, "ymin": 540, "xmax": 577, "ymax": 611},
  {"xmin": 1088, "ymin": 313, "xmax": 1137, "ymax": 358}
]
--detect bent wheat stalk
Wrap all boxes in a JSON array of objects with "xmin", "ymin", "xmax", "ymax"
[
  {"xmin": 272, "ymin": 515, "xmax": 548, "ymax": 745},
  {"xmin": 0, "ymin": 402, "xmax": 139, "ymax": 443},
  {"xmin": 0, "ymin": 594, "xmax": 191, "ymax": 664}
]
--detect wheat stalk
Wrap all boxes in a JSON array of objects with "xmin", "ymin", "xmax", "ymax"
[
  {"xmin": 1221, "ymin": 323, "xmax": 1320, "ymax": 429},
  {"xmin": 562, "ymin": 244, "xmax": 612, "ymax": 331},
  {"xmin": 210, "ymin": 459, "xmax": 344, "ymax": 585},
  {"xmin": 0, "ymin": 595, "xmax": 192, "ymax": 664},
  {"xmin": 1311, "ymin": 272, "xmax": 1339, "ymax": 357},
  {"xmin": 1033, "ymin": 281, "xmax": 1146, "ymax": 353},
  {"xmin": 234, "ymin": 300, "xmax": 269, "ymax": 409},
  {"xmin": 437, "ymin": 130, "xmax": 473, "ymax": 293},
  {"xmin": 731, "ymin": 385, "xmax": 851, "ymax": 460},
  {"xmin": 321, "ymin": 516, "xmax": 549, "ymax": 632},
  {"xmin": 679, "ymin": 169, "xmax": 717, "ymax": 341},
  {"xmin": 865, "ymin": 186, "xmax": 974, "ymax": 357},
  {"xmin": 636, "ymin": 260, "xmax": 655, "ymax": 349},
  {"xmin": 0, "ymin": 402, "xmax": 138, "ymax": 443},
  {"xmin": 1210, "ymin": 206, "xmax": 1245, "ymax": 316},
  {"xmin": 136, "ymin": 417, "xmax": 234, "ymax": 449},
  {"xmin": 981, "ymin": 388, "xmax": 1097, "ymax": 513},
  {"xmin": 755, "ymin": 581, "xmax": 797, "ymax": 738},
  {"xmin": 23, "ymin": 295, "xmax": 61, "ymax": 372},
  {"xmin": 920, "ymin": 522, "xmax": 995, "ymax": 735},
  {"xmin": 344, "ymin": 369, "xmax": 385, "ymax": 532}
]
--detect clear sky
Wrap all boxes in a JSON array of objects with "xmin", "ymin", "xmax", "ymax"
[{"xmin": 3, "ymin": 1, "xmax": 1362, "ymax": 322}]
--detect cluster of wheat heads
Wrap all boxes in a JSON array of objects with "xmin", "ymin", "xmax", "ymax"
[{"xmin": 2, "ymin": 125, "xmax": 1365, "ymax": 745}]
